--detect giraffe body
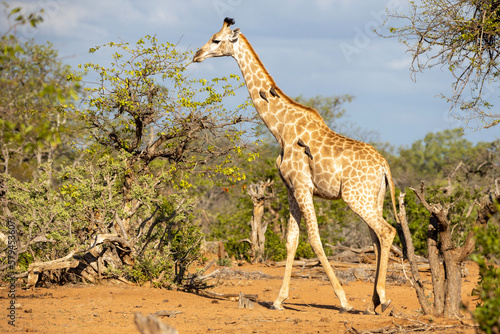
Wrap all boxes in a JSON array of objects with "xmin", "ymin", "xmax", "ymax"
[{"xmin": 194, "ymin": 18, "xmax": 398, "ymax": 314}]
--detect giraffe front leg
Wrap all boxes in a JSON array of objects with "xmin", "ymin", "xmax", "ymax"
[
  {"xmin": 272, "ymin": 192, "xmax": 300, "ymax": 310},
  {"xmin": 298, "ymin": 190, "xmax": 353, "ymax": 312},
  {"xmin": 307, "ymin": 225, "xmax": 353, "ymax": 312},
  {"xmin": 271, "ymin": 218, "xmax": 299, "ymax": 310}
]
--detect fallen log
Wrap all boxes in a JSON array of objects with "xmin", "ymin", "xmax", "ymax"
[
  {"xmin": 325, "ymin": 243, "xmax": 420, "ymax": 260},
  {"xmin": 26, "ymin": 251, "xmax": 79, "ymax": 288},
  {"xmin": 273, "ymin": 259, "xmax": 320, "ymax": 268},
  {"xmin": 25, "ymin": 233, "xmax": 134, "ymax": 288},
  {"xmin": 273, "ymin": 259, "xmax": 365, "ymax": 268}
]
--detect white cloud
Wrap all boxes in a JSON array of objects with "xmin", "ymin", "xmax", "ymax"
[{"xmin": 40, "ymin": 5, "xmax": 107, "ymax": 39}]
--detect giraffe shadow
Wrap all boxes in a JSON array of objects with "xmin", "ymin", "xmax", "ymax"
[
  {"xmin": 257, "ymin": 301, "xmax": 303, "ymax": 312},
  {"xmin": 258, "ymin": 301, "xmax": 361, "ymax": 314},
  {"xmin": 288, "ymin": 303, "xmax": 363, "ymax": 314}
]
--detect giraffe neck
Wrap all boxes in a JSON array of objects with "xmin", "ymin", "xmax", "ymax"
[{"xmin": 232, "ymin": 35, "xmax": 324, "ymax": 146}]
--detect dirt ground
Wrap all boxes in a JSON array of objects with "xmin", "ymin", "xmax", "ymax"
[{"xmin": 1, "ymin": 260, "xmax": 480, "ymax": 334}]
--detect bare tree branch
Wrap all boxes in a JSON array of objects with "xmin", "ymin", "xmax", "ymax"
[{"xmin": 384, "ymin": 0, "xmax": 500, "ymax": 129}]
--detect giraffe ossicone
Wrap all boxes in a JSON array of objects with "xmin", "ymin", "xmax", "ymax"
[{"xmin": 194, "ymin": 18, "xmax": 399, "ymax": 314}]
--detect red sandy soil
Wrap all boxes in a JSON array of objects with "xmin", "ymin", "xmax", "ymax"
[{"xmin": 1, "ymin": 260, "xmax": 480, "ymax": 334}]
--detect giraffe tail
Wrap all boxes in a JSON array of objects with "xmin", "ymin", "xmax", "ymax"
[
  {"xmin": 385, "ymin": 166, "xmax": 400, "ymax": 226},
  {"xmin": 385, "ymin": 164, "xmax": 408, "ymax": 258}
]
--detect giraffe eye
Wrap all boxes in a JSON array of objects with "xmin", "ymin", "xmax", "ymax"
[{"xmin": 213, "ymin": 39, "xmax": 221, "ymax": 44}]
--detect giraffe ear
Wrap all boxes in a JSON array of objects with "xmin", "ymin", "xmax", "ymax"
[{"xmin": 229, "ymin": 28, "xmax": 240, "ymax": 43}]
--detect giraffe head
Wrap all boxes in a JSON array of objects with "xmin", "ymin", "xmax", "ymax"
[{"xmin": 193, "ymin": 17, "xmax": 241, "ymax": 63}]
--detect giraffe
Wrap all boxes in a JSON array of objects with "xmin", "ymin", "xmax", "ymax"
[{"xmin": 193, "ymin": 17, "xmax": 399, "ymax": 314}]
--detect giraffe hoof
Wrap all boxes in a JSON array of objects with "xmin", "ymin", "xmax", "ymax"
[
  {"xmin": 270, "ymin": 304, "xmax": 284, "ymax": 311},
  {"xmin": 363, "ymin": 309, "xmax": 376, "ymax": 315},
  {"xmin": 381, "ymin": 300, "xmax": 392, "ymax": 313},
  {"xmin": 363, "ymin": 303, "xmax": 377, "ymax": 315},
  {"xmin": 339, "ymin": 305, "xmax": 353, "ymax": 314}
]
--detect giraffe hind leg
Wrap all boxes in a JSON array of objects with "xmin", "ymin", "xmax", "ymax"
[
  {"xmin": 375, "ymin": 176, "xmax": 396, "ymax": 313},
  {"xmin": 345, "ymin": 186, "xmax": 396, "ymax": 314},
  {"xmin": 366, "ymin": 217, "xmax": 396, "ymax": 314},
  {"xmin": 364, "ymin": 227, "xmax": 382, "ymax": 315}
]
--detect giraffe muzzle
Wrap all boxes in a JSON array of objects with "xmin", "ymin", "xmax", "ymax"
[{"xmin": 192, "ymin": 49, "xmax": 205, "ymax": 63}]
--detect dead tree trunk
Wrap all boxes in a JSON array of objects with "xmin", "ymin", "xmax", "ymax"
[
  {"xmin": 247, "ymin": 180, "xmax": 274, "ymax": 262},
  {"xmin": 397, "ymin": 193, "xmax": 434, "ymax": 315},
  {"xmin": 398, "ymin": 183, "xmax": 499, "ymax": 318},
  {"xmin": 399, "ymin": 187, "xmax": 464, "ymax": 318}
]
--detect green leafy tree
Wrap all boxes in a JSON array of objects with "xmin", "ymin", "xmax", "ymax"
[
  {"xmin": 57, "ymin": 35, "xmax": 253, "ymax": 284},
  {"xmin": 472, "ymin": 216, "xmax": 500, "ymax": 334},
  {"xmin": 1, "ymin": 2, "xmax": 44, "ymax": 35},
  {"xmin": 1, "ymin": 27, "xmax": 256, "ymax": 286},
  {"xmin": 0, "ymin": 4, "xmax": 84, "ymax": 281},
  {"xmin": 0, "ymin": 4, "xmax": 82, "ymax": 181},
  {"xmin": 1, "ymin": 151, "xmax": 200, "ymax": 287},
  {"xmin": 75, "ymin": 35, "xmax": 255, "ymax": 237},
  {"xmin": 392, "ymin": 129, "xmax": 498, "ymax": 188}
]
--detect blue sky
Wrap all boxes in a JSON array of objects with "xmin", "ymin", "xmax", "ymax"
[{"xmin": 5, "ymin": 0, "xmax": 499, "ymax": 147}]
